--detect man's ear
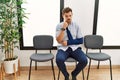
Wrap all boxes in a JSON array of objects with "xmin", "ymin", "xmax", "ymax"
[{"xmin": 62, "ymin": 14, "xmax": 64, "ymax": 18}]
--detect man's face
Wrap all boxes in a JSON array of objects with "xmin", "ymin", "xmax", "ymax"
[{"xmin": 62, "ymin": 11, "xmax": 73, "ymax": 23}]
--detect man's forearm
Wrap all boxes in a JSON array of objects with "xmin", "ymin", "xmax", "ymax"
[
  {"xmin": 67, "ymin": 37, "xmax": 83, "ymax": 45},
  {"xmin": 56, "ymin": 30, "xmax": 65, "ymax": 43}
]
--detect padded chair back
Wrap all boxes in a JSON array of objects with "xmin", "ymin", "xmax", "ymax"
[
  {"xmin": 84, "ymin": 35, "xmax": 103, "ymax": 49},
  {"xmin": 33, "ymin": 35, "xmax": 53, "ymax": 49}
]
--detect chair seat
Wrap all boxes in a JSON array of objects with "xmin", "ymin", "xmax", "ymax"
[
  {"xmin": 30, "ymin": 53, "xmax": 54, "ymax": 62},
  {"xmin": 86, "ymin": 53, "xmax": 111, "ymax": 61},
  {"xmin": 66, "ymin": 57, "xmax": 76, "ymax": 62}
]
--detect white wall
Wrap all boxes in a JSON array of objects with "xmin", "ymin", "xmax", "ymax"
[{"xmin": 2, "ymin": 0, "xmax": 120, "ymax": 66}]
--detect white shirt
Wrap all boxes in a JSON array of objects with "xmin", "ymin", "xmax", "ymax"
[{"xmin": 56, "ymin": 21, "xmax": 83, "ymax": 51}]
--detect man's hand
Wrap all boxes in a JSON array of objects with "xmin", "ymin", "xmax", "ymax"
[
  {"xmin": 61, "ymin": 40, "xmax": 67, "ymax": 46},
  {"xmin": 63, "ymin": 22, "xmax": 68, "ymax": 29}
]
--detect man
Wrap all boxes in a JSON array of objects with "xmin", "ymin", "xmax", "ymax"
[{"xmin": 56, "ymin": 7, "xmax": 88, "ymax": 80}]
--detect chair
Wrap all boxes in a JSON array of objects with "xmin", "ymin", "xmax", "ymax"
[
  {"xmin": 28, "ymin": 35, "xmax": 55, "ymax": 80},
  {"xmin": 57, "ymin": 57, "xmax": 84, "ymax": 80},
  {"xmin": 84, "ymin": 35, "xmax": 112, "ymax": 80}
]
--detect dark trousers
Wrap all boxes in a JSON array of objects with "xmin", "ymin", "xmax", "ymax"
[{"xmin": 56, "ymin": 47, "xmax": 88, "ymax": 77}]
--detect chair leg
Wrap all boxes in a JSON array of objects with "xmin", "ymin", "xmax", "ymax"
[
  {"xmin": 35, "ymin": 61, "xmax": 37, "ymax": 70},
  {"xmin": 51, "ymin": 60, "xmax": 56, "ymax": 80},
  {"xmin": 76, "ymin": 61, "xmax": 84, "ymax": 80},
  {"xmin": 109, "ymin": 59, "xmax": 113, "ymax": 80},
  {"xmin": 57, "ymin": 69, "xmax": 60, "ymax": 80},
  {"xmin": 87, "ymin": 59, "xmax": 91, "ymax": 80},
  {"xmin": 82, "ymin": 70, "xmax": 84, "ymax": 80},
  {"xmin": 97, "ymin": 61, "xmax": 100, "ymax": 69},
  {"xmin": 28, "ymin": 60, "xmax": 32, "ymax": 80}
]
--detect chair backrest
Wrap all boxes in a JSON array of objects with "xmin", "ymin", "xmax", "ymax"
[
  {"xmin": 33, "ymin": 35, "xmax": 53, "ymax": 50},
  {"xmin": 84, "ymin": 35, "xmax": 103, "ymax": 49}
]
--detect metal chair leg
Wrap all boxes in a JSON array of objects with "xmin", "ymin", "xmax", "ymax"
[
  {"xmin": 35, "ymin": 61, "xmax": 37, "ymax": 70},
  {"xmin": 28, "ymin": 60, "xmax": 32, "ymax": 80},
  {"xmin": 109, "ymin": 59, "xmax": 113, "ymax": 80},
  {"xmin": 51, "ymin": 60, "xmax": 56, "ymax": 80},
  {"xmin": 97, "ymin": 61, "xmax": 100, "ymax": 69},
  {"xmin": 82, "ymin": 70, "xmax": 84, "ymax": 80},
  {"xmin": 87, "ymin": 59, "xmax": 91, "ymax": 80}
]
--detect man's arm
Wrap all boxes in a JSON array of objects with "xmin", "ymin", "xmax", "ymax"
[
  {"xmin": 67, "ymin": 22, "xmax": 83, "ymax": 45},
  {"xmin": 67, "ymin": 37, "xmax": 83, "ymax": 45},
  {"xmin": 56, "ymin": 30, "xmax": 65, "ymax": 43},
  {"xmin": 56, "ymin": 22, "xmax": 68, "ymax": 43}
]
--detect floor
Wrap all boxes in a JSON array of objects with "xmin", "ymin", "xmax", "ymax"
[{"xmin": 1, "ymin": 66, "xmax": 120, "ymax": 80}]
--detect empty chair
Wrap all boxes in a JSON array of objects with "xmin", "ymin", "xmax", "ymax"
[
  {"xmin": 57, "ymin": 57, "xmax": 85, "ymax": 80},
  {"xmin": 28, "ymin": 35, "xmax": 55, "ymax": 80},
  {"xmin": 84, "ymin": 35, "xmax": 112, "ymax": 80}
]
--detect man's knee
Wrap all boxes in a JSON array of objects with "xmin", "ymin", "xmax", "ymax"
[
  {"xmin": 79, "ymin": 57, "xmax": 88, "ymax": 66},
  {"xmin": 84, "ymin": 57, "xmax": 88, "ymax": 66},
  {"xmin": 56, "ymin": 57, "xmax": 65, "ymax": 64}
]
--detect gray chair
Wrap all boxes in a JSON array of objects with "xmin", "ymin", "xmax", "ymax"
[
  {"xmin": 84, "ymin": 35, "xmax": 112, "ymax": 80},
  {"xmin": 28, "ymin": 35, "xmax": 55, "ymax": 80},
  {"xmin": 57, "ymin": 57, "xmax": 84, "ymax": 80}
]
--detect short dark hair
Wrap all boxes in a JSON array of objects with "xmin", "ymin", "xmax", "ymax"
[{"xmin": 62, "ymin": 7, "xmax": 72, "ymax": 15}]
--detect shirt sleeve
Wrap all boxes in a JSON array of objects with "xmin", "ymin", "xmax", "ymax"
[
  {"xmin": 56, "ymin": 24, "xmax": 61, "ymax": 38},
  {"xmin": 76, "ymin": 24, "xmax": 83, "ymax": 38}
]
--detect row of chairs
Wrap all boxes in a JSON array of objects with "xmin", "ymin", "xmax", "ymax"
[{"xmin": 28, "ymin": 35, "xmax": 113, "ymax": 80}]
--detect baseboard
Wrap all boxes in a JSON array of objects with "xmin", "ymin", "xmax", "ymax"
[{"xmin": 20, "ymin": 65, "xmax": 120, "ymax": 71}]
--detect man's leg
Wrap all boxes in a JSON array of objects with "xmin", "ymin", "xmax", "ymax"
[
  {"xmin": 71, "ymin": 48, "xmax": 88, "ymax": 79},
  {"xmin": 56, "ymin": 49, "xmax": 69, "ymax": 79}
]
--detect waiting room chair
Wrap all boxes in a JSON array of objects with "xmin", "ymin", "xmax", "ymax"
[
  {"xmin": 84, "ymin": 35, "xmax": 112, "ymax": 80},
  {"xmin": 28, "ymin": 35, "xmax": 55, "ymax": 80},
  {"xmin": 57, "ymin": 57, "xmax": 84, "ymax": 80}
]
